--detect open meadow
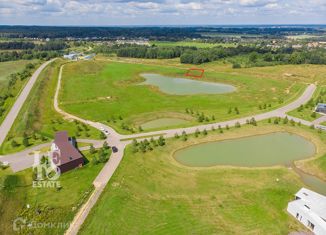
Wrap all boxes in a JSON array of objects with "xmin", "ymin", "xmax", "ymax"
[
  {"xmin": 80, "ymin": 122, "xmax": 326, "ymax": 234},
  {"xmin": 59, "ymin": 58, "xmax": 305, "ymax": 134}
]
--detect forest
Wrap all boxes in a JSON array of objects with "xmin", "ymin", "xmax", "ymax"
[{"xmin": 0, "ymin": 25, "xmax": 324, "ymax": 39}]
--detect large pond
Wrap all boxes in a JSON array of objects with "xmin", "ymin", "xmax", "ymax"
[
  {"xmin": 174, "ymin": 132, "xmax": 315, "ymax": 167},
  {"xmin": 141, "ymin": 118, "xmax": 190, "ymax": 130},
  {"xmin": 140, "ymin": 73, "xmax": 236, "ymax": 95}
]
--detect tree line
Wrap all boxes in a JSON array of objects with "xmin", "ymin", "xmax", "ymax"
[
  {"xmin": 99, "ymin": 43, "xmax": 326, "ymax": 66},
  {"xmin": 0, "ymin": 50, "xmax": 61, "ymax": 62},
  {"xmin": 0, "ymin": 63, "xmax": 37, "ymax": 118},
  {"xmin": 0, "ymin": 41, "xmax": 67, "ymax": 50}
]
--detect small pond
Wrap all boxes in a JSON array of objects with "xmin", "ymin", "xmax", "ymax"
[
  {"xmin": 141, "ymin": 118, "xmax": 190, "ymax": 130},
  {"xmin": 140, "ymin": 73, "xmax": 236, "ymax": 95},
  {"xmin": 174, "ymin": 132, "xmax": 315, "ymax": 167}
]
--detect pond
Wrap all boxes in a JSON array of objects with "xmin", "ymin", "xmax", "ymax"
[
  {"xmin": 174, "ymin": 132, "xmax": 315, "ymax": 167},
  {"xmin": 141, "ymin": 118, "xmax": 190, "ymax": 130},
  {"xmin": 140, "ymin": 73, "xmax": 236, "ymax": 95}
]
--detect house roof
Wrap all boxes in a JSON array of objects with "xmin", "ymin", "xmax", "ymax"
[
  {"xmin": 295, "ymin": 188, "xmax": 326, "ymax": 221},
  {"xmin": 317, "ymin": 103, "xmax": 326, "ymax": 108},
  {"xmin": 53, "ymin": 131, "xmax": 83, "ymax": 166}
]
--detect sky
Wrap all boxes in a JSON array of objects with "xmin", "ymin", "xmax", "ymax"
[{"xmin": 0, "ymin": 0, "xmax": 326, "ymax": 26}]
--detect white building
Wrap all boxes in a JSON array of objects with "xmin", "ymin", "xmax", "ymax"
[{"xmin": 287, "ymin": 188, "xmax": 326, "ymax": 235}]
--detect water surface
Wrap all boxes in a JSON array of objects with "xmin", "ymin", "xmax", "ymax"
[
  {"xmin": 174, "ymin": 132, "xmax": 315, "ymax": 167},
  {"xmin": 140, "ymin": 73, "xmax": 235, "ymax": 95}
]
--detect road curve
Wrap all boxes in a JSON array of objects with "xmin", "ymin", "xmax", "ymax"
[
  {"xmin": 0, "ymin": 59, "xmax": 56, "ymax": 146},
  {"xmin": 122, "ymin": 84, "xmax": 317, "ymax": 140}
]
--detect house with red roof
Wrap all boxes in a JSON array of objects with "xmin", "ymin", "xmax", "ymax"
[{"xmin": 50, "ymin": 131, "xmax": 84, "ymax": 173}]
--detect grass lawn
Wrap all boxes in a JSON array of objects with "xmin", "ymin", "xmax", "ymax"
[
  {"xmin": 287, "ymin": 86, "xmax": 326, "ymax": 121},
  {"xmin": 150, "ymin": 41, "xmax": 237, "ymax": 48},
  {"xmin": 0, "ymin": 149, "xmax": 110, "ymax": 235},
  {"xmin": 60, "ymin": 59, "xmax": 304, "ymax": 134},
  {"xmin": 0, "ymin": 60, "xmax": 39, "ymax": 124},
  {"xmin": 288, "ymin": 108, "xmax": 321, "ymax": 121},
  {"xmin": 0, "ymin": 60, "xmax": 36, "ymax": 83},
  {"xmin": 80, "ymin": 123, "xmax": 326, "ymax": 234},
  {"xmin": 0, "ymin": 59, "xmax": 102, "ymax": 155}
]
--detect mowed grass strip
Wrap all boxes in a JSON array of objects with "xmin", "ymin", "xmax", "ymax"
[
  {"xmin": 79, "ymin": 124, "xmax": 321, "ymax": 235},
  {"xmin": 60, "ymin": 60, "xmax": 303, "ymax": 133}
]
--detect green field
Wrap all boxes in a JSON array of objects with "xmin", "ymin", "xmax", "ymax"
[
  {"xmin": 0, "ymin": 149, "xmax": 110, "ymax": 235},
  {"xmin": 0, "ymin": 60, "xmax": 39, "ymax": 125},
  {"xmin": 0, "ymin": 59, "xmax": 101, "ymax": 154},
  {"xmin": 80, "ymin": 123, "xmax": 326, "ymax": 234},
  {"xmin": 0, "ymin": 60, "xmax": 34, "ymax": 83},
  {"xmin": 59, "ymin": 59, "xmax": 304, "ymax": 134},
  {"xmin": 151, "ymin": 41, "xmax": 237, "ymax": 48}
]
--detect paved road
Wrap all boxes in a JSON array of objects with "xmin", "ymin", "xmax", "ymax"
[
  {"xmin": 312, "ymin": 115, "xmax": 326, "ymax": 125},
  {"xmin": 0, "ymin": 62, "xmax": 319, "ymax": 235},
  {"xmin": 0, "ymin": 59, "xmax": 56, "ymax": 146}
]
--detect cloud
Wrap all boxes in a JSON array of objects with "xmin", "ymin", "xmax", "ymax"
[{"xmin": 0, "ymin": 0, "xmax": 325, "ymax": 25}]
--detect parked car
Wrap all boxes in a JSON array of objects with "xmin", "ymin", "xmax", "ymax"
[{"xmin": 112, "ymin": 146, "xmax": 118, "ymax": 153}]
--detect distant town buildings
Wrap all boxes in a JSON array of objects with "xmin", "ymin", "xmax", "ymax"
[
  {"xmin": 63, "ymin": 52, "xmax": 79, "ymax": 60},
  {"xmin": 115, "ymin": 39, "xmax": 149, "ymax": 46},
  {"xmin": 63, "ymin": 52, "xmax": 95, "ymax": 61},
  {"xmin": 287, "ymin": 188, "xmax": 326, "ymax": 235}
]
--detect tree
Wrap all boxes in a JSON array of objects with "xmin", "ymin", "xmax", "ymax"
[
  {"xmin": 234, "ymin": 107, "xmax": 240, "ymax": 115},
  {"xmin": 283, "ymin": 116, "xmax": 289, "ymax": 124},
  {"xmin": 235, "ymin": 122, "xmax": 241, "ymax": 128},
  {"xmin": 89, "ymin": 144, "xmax": 96, "ymax": 154},
  {"xmin": 290, "ymin": 119, "xmax": 295, "ymax": 126},
  {"xmin": 250, "ymin": 117, "xmax": 257, "ymax": 126},
  {"xmin": 203, "ymin": 129, "xmax": 208, "ymax": 135},
  {"xmin": 23, "ymin": 135, "xmax": 29, "ymax": 147},
  {"xmin": 92, "ymin": 156, "xmax": 99, "ymax": 165},
  {"xmin": 100, "ymin": 131, "xmax": 106, "ymax": 139},
  {"xmin": 182, "ymin": 131, "xmax": 188, "ymax": 141},
  {"xmin": 138, "ymin": 126, "xmax": 143, "ymax": 132},
  {"xmin": 249, "ymin": 52, "xmax": 258, "ymax": 63},
  {"xmin": 99, "ymin": 149, "xmax": 108, "ymax": 163},
  {"xmin": 158, "ymin": 136, "xmax": 165, "ymax": 146},
  {"xmin": 103, "ymin": 141, "xmax": 109, "ymax": 149},
  {"xmin": 174, "ymin": 133, "xmax": 179, "ymax": 139},
  {"xmin": 232, "ymin": 63, "xmax": 241, "ymax": 69},
  {"xmin": 195, "ymin": 129, "xmax": 200, "ymax": 137},
  {"xmin": 132, "ymin": 139, "xmax": 138, "ymax": 147},
  {"xmin": 311, "ymin": 112, "xmax": 317, "ymax": 118},
  {"xmin": 11, "ymin": 139, "xmax": 19, "ymax": 148}
]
